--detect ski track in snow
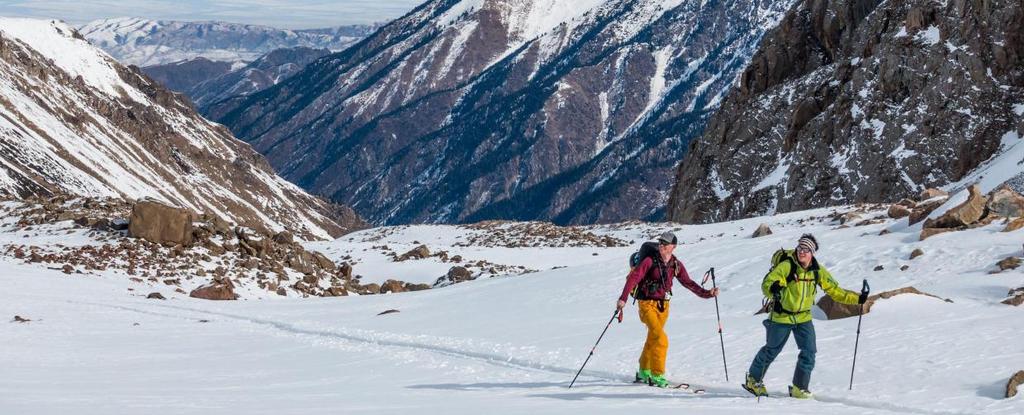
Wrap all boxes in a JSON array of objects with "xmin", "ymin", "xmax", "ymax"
[{"xmin": 71, "ymin": 300, "xmax": 975, "ymax": 415}]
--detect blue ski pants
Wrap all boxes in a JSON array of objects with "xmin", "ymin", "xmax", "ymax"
[{"xmin": 747, "ymin": 319, "xmax": 817, "ymax": 390}]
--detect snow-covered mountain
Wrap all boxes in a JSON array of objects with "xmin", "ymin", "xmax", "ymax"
[
  {"xmin": 668, "ymin": 0, "xmax": 1024, "ymax": 223},
  {"xmin": 212, "ymin": 0, "xmax": 797, "ymax": 226},
  {"xmin": 0, "ymin": 18, "xmax": 365, "ymax": 240},
  {"xmin": 78, "ymin": 17, "xmax": 377, "ymax": 67}
]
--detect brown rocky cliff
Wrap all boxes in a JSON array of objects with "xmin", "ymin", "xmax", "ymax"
[{"xmin": 669, "ymin": 0, "xmax": 1024, "ymax": 223}]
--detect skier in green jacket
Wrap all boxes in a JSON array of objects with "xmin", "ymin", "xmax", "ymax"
[{"xmin": 743, "ymin": 234, "xmax": 868, "ymax": 399}]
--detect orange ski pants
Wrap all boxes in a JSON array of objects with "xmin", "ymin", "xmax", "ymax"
[{"xmin": 637, "ymin": 299, "xmax": 670, "ymax": 375}]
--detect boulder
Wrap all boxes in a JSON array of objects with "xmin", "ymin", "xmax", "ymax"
[
  {"xmin": 910, "ymin": 248, "xmax": 925, "ymax": 260},
  {"xmin": 839, "ymin": 212, "xmax": 861, "ymax": 225},
  {"xmin": 272, "ymin": 231, "xmax": 294, "ymax": 245},
  {"xmin": 147, "ymin": 292, "xmax": 166, "ymax": 300},
  {"xmin": 338, "ymin": 262, "xmax": 353, "ymax": 280},
  {"xmin": 817, "ymin": 286, "xmax": 948, "ymax": 320},
  {"xmin": 362, "ymin": 283, "xmax": 381, "ymax": 295},
  {"xmin": 1004, "ymin": 218, "xmax": 1024, "ymax": 232},
  {"xmin": 404, "ymin": 283, "xmax": 431, "ymax": 291},
  {"xmin": 398, "ymin": 245, "xmax": 431, "ymax": 261},
  {"xmin": 929, "ymin": 184, "xmax": 987, "ymax": 228},
  {"xmin": 380, "ymin": 279, "xmax": 406, "ymax": 294},
  {"xmin": 436, "ymin": 266, "xmax": 474, "ymax": 287},
  {"xmin": 1004, "ymin": 287, "xmax": 1024, "ymax": 306},
  {"xmin": 920, "ymin": 188, "xmax": 949, "ymax": 200},
  {"xmin": 752, "ymin": 224, "xmax": 773, "ymax": 238},
  {"xmin": 128, "ymin": 200, "xmax": 195, "ymax": 246},
  {"xmin": 908, "ymin": 198, "xmax": 946, "ymax": 225},
  {"xmin": 377, "ymin": 309, "xmax": 400, "ymax": 316},
  {"xmin": 189, "ymin": 281, "xmax": 238, "ymax": 301},
  {"xmin": 920, "ymin": 227, "xmax": 958, "ymax": 240},
  {"xmin": 997, "ymin": 257, "xmax": 1022, "ymax": 272},
  {"xmin": 236, "ymin": 227, "xmax": 271, "ymax": 258},
  {"xmin": 1008, "ymin": 371, "xmax": 1024, "ymax": 398},
  {"xmin": 987, "ymin": 185, "xmax": 1024, "ymax": 218},
  {"xmin": 887, "ymin": 204, "xmax": 912, "ymax": 219}
]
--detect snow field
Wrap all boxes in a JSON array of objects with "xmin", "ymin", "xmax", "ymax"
[{"xmin": 2, "ymin": 205, "xmax": 1022, "ymax": 414}]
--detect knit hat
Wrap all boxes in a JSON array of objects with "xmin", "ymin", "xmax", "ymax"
[
  {"xmin": 796, "ymin": 234, "xmax": 818, "ymax": 254},
  {"xmin": 657, "ymin": 231, "xmax": 678, "ymax": 245}
]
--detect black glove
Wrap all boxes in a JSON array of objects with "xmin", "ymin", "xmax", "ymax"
[
  {"xmin": 769, "ymin": 281, "xmax": 783, "ymax": 296},
  {"xmin": 858, "ymin": 291, "xmax": 869, "ymax": 305}
]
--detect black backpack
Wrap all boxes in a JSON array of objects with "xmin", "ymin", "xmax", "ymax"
[{"xmin": 627, "ymin": 242, "xmax": 675, "ymax": 301}]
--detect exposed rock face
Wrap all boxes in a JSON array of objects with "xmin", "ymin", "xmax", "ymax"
[
  {"xmin": 189, "ymin": 47, "xmax": 331, "ymax": 113},
  {"xmin": 1005, "ymin": 218, "xmax": 1024, "ymax": 232},
  {"xmin": 213, "ymin": 0, "xmax": 799, "ymax": 225},
  {"xmin": 910, "ymin": 249, "xmax": 925, "ymax": 260},
  {"xmin": 669, "ymin": 0, "xmax": 1024, "ymax": 224},
  {"xmin": 79, "ymin": 17, "xmax": 376, "ymax": 66},
  {"xmin": 141, "ymin": 58, "xmax": 233, "ymax": 95},
  {"xmin": 128, "ymin": 200, "xmax": 195, "ymax": 246},
  {"xmin": 997, "ymin": 257, "xmax": 1022, "ymax": 272},
  {"xmin": 0, "ymin": 19, "xmax": 366, "ymax": 240}
]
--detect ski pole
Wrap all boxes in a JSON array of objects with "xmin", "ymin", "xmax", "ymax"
[
  {"xmin": 568, "ymin": 307, "xmax": 623, "ymax": 388},
  {"xmin": 708, "ymin": 268, "xmax": 729, "ymax": 382},
  {"xmin": 849, "ymin": 279, "xmax": 869, "ymax": 390}
]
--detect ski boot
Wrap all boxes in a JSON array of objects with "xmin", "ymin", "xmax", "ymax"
[
  {"xmin": 634, "ymin": 369, "xmax": 652, "ymax": 384},
  {"xmin": 742, "ymin": 373, "xmax": 768, "ymax": 397},
  {"xmin": 648, "ymin": 373, "xmax": 670, "ymax": 388},
  {"xmin": 788, "ymin": 385, "xmax": 814, "ymax": 399}
]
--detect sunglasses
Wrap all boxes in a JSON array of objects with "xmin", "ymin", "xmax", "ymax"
[{"xmin": 796, "ymin": 247, "xmax": 813, "ymax": 254}]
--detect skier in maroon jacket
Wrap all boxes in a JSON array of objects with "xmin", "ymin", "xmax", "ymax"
[{"xmin": 616, "ymin": 231, "xmax": 719, "ymax": 387}]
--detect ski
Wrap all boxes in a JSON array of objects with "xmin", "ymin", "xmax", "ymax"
[{"xmin": 632, "ymin": 378, "xmax": 705, "ymax": 394}]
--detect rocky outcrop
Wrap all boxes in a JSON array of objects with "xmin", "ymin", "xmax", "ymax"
[
  {"xmin": 919, "ymin": 184, "xmax": 1021, "ymax": 240},
  {"xmin": 669, "ymin": 0, "xmax": 1024, "ymax": 224},
  {"xmin": 128, "ymin": 200, "xmax": 195, "ymax": 246},
  {"xmin": 817, "ymin": 286, "xmax": 949, "ymax": 320},
  {"xmin": 0, "ymin": 19, "xmax": 366, "ymax": 240},
  {"xmin": 213, "ymin": 0, "xmax": 799, "ymax": 225},
  {"xmin": 397, "ymin": 245, "xmax": 431, "ymax": 262}
]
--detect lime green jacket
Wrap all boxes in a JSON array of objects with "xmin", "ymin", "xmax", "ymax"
[{"xmin": 762, "ymin": 252, "xmax": 859, "ymax": 324}]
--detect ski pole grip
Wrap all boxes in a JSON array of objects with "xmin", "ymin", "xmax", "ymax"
[{"xmin": 862, "ymin": 279, "xmax": 869, "ymax": 294}]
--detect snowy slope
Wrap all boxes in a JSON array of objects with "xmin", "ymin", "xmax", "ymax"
[
  {"xmin": 0, "ymin": 18, "xmax": 362, "ymax": 239},
  {"xmin": 3, "ymin": 204, "xmax": 1022, "ymax": 414}
]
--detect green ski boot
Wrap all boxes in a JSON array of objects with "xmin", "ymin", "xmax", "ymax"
[
  {"xmin": 788, "ymin": 385, "xmax": 814, "ymax": 399},
  {"xmin": 634, "ymin": 369, "xmax": 652, "ymax": 384},
  {"xmin": 742, "ymin": 373, "xmax": 768, "ymax": 397},
  {"xmin": 648, "ymin": 373, "xmax": 670, "ymax": 388}
]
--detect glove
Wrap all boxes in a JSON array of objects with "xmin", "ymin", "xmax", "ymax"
[
  {"xmin": 858, "ymin": 291, "xmax": 869, "ymax": 305},
  {"xmin": 769, "ymin": 281, "xmax": 783, "ymax": 296}
]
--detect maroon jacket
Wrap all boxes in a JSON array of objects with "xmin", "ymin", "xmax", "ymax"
[{"xmin": 619, "ymin": 255, "xmax": 712, "ymax": 302}]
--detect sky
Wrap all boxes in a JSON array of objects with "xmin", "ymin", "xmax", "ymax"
[{"xmin": 0, "ymin": 0, "xmax": 426, "ymax": 29}]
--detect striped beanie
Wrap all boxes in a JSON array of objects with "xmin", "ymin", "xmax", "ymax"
[{"xmin": 797, "ymin": 234, "xmax": 818, "ymax": 254}]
